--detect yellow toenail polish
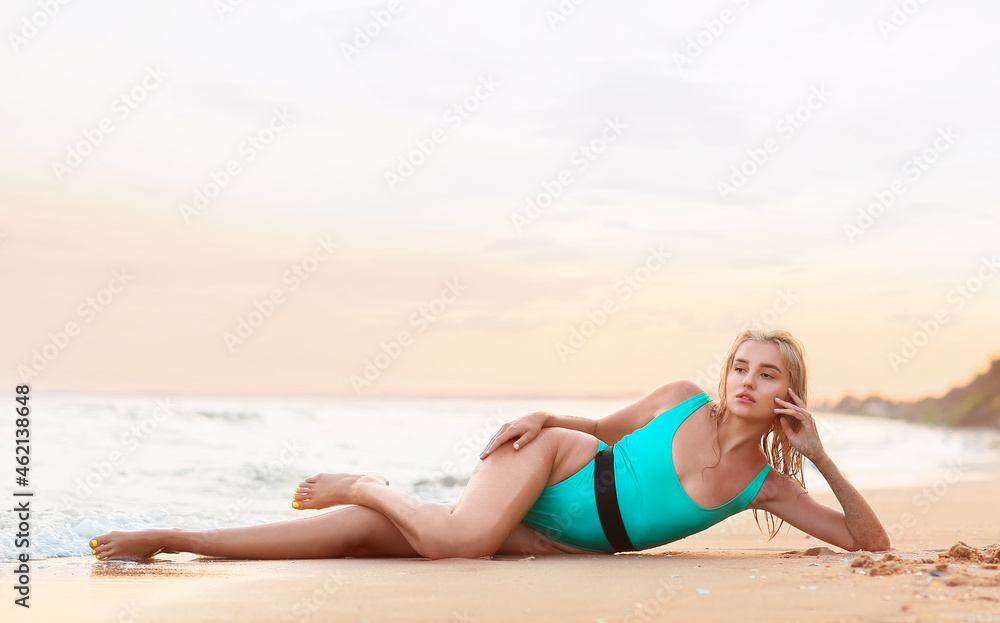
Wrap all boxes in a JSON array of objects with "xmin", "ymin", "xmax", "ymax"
[
  {"xmin": 293, "ymin": 501, "xmax": 299, "ymax": 508},
  {"xmin": 96, "ymin": 555, "xmax": 100, "ymax": 559},
  {"xmin": 91, "ymin": 539, "xmax": 97, "ymax": 547},
  {"xmin": 92, "ymin": 549, "xmax": 96, "ymax": 554}
]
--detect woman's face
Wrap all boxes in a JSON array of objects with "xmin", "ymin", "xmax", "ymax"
[{"xmin": 725, "ymin": 340, "xmax": 790, "ymax": 420}]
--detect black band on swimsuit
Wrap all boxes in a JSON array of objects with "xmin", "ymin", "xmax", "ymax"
[{"xmin": 594, "ymin": 446, "xmax": 636, "ymax": 553}]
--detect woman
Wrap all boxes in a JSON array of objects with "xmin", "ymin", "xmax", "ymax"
[{"xmin": 89, "ymin": 329, "xmax": 890, "ymax": 560}]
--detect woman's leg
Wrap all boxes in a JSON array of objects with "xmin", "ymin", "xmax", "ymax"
[
  {"xmin": 91, "ymin": 503, "xmax": 579, "ymax": 560},
  {"xmin": 91, "ymin": 428, "xmax": 598, "ymax": 560},
  {"xmin": 91, "ymin": 504, "xmax": 421, "ymax": 560},
  {"xmin": 292, "ymin": 428, "xmax": 599, "ymax": 560}
]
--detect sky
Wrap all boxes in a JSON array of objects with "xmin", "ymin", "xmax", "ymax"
[{"xmin": 1, "ymin": 0, "xmax": 999, "ymax": 403}]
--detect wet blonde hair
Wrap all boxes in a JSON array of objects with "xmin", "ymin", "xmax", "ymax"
[{"xmin": 711, "ymin": 328, "xmax": 809, "ymax": 540}]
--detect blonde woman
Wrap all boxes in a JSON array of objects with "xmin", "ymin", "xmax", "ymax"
[{"xmin": 89, "ymin": 329, "xmax": 890, "ymax": 560}]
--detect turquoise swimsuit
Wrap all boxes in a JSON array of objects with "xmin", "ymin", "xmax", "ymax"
[{"xmin": 521, "ymin": 392, "xmax": 772, "ymax": 552}]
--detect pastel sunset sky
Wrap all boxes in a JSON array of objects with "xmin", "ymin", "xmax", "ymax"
[{"xmin": 2, "ymin": 0, "xmax": 998, "ymax": 404}]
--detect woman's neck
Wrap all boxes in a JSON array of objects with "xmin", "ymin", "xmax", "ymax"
[{"xmin": 714, "ymin": 408, "xmax": 772, "ymax": 461}]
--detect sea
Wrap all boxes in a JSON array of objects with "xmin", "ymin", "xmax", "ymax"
[{"xmin": 2, "ymin": 393, "xmax": 999, "ymax": 561}]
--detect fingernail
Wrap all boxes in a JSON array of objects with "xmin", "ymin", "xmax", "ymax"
[
  {"xmin": 479, "ymin": 452, "xmax": 485, "ymax": 458},
  {"xmin": 514, "ymin": 443, "xmax": 519, "ymax": 450}
]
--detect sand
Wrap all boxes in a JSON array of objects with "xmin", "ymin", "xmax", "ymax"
[{"xmin": 4, "ymin": 480, "xmax": 999, "ymax": 622}]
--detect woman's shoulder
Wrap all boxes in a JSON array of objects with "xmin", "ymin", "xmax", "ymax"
[
  {"xmin": 647, "ymin": 380, "xmax": 707, "ymax": 413},
  {"xmin": 748, "ymin": 468, "xmax": 806, "ymax": 509}
]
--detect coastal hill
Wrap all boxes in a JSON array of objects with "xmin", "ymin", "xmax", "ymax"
[{"xmin": 830, "ymin": 358, "xmax": 1000, "ymax": 428}]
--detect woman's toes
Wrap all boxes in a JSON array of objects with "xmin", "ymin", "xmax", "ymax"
[{"xmin": 90, "ymin": 536, "xmax": 110, "ymax": 558}]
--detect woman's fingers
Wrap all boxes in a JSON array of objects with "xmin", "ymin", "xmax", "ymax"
[
  {"xmin": 481, "ymin": 429, "xmax": 512, "ymax": 458},
  {"xmin": 773, "ymin": 398, "xmax": 806, "ymax": 420},
  {"xmin": 480, "ymin": 412, "xmax": 546, "ymax": 458},
  {"xmin": 513, "ymin": 429, "xmax": 538, "ymax": 450},
  {"xmin": 481, "ymin": 425, "xmax": 529, "ymax": 458},
  {"xmin": 774, "ymin": 396, "xmax": 825, "ymax": 458},
  {"xmin": 787, "ymin": 387, "xmax": 807, "ymax": 408}
]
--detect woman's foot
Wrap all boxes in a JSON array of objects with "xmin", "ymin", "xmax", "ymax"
[
  {"xmin": 89, "ymin": 529, "xmax": 181, "ymax": 561},
  {"xmin": 292, "ymin": 472, "xmax": 389, "ymax": 510}
]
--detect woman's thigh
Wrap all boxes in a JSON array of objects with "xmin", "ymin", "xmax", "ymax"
[
  {"xmin": 446, "ymin": 427, "xmax": 599, "ymax": 553},
  {"xmin": 495, "ymin": 523, "xmax": 603, "ymax": 556}
]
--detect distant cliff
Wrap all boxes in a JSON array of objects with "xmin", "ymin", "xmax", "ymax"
[{"xmin": 831, "ymin": 359, "xmax": 1000, "ymax": 428}]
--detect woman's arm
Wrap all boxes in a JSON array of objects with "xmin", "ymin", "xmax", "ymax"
[
  {"xmin": 480, "ymin": 380, "xmax": 702, "ymax": 458},
  {"xmin": 761, "ymin": 390, "xmax": 891, "ymax": 551}
]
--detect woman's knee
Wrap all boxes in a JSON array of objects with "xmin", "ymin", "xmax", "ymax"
[{"xmin": 310, "ymin": 506, "xmax": 396, "ymax": 555}]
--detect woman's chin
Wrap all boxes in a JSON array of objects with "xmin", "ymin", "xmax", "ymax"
[{"xmin": 730, "ymin": 400, "xmax": 772, "ymax": 420}]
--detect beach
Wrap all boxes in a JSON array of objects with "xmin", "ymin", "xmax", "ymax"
[
  {"xmin": 3, "ymin": 396, "xmax": 999, "ymax": 621},
  {"xmin": 6, "ymin": 0, "xmax": 1000, "ymax": 619},
  {"xmin": 7, "ymin": 478, "xmax": 999, "ymax": 622}
]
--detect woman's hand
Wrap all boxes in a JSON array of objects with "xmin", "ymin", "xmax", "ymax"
[
  {"xmin": 479, "ymin": 411, "xmax": 548, "ymax": 459},
  {"xmin": 774, "ymin": 388, "xmax": 826, "ymax": 461}
]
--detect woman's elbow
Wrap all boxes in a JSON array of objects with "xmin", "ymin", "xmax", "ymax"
[
  {"xmin": 848, "ymin": 532, "xmax": 892, "ymax": 552},
  {"xmin": 868, "ymin": 534, "xmax": 892, "ymax": 552}
]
